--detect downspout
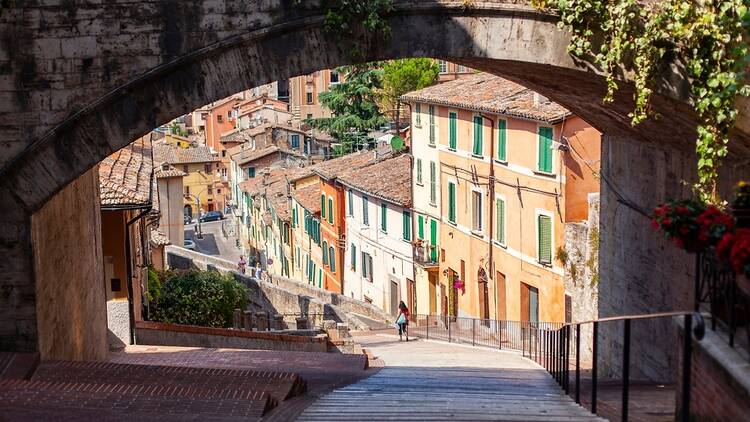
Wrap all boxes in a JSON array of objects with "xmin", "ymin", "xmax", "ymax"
[
  {"xmin": 125, "ymin": 206, "xmax": 151, "ymax": 345},
  {"xmin": 409, "ymin": 154, "xmax": 418, "ymax": 314},
  {"xmin": 480, "ymin": 113, "xmax": 496, "ymax": 320}
]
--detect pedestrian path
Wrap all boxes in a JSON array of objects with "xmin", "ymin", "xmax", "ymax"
[{"xmin": 298, "ymin": 335, "xmax": 606, "ymax": 421}]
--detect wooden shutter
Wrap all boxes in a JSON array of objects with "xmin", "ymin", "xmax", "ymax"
[
  {"xmin": 449, "ymin": 112, "xmax": 457, "ymax": 150},
  {"xmin": 351, "ymin": 244, "xmax": 356, "ymax": 270},
  {"xmin": 430, "ymin": 219, "xmax": 438, "ymax": 262},
  {"xmin": 429, "ymin": 161, "xmax": 436, "ymax": 204},
  {"xmin": 496, "ymin": 199, "xmax": 505, "ymax": 244},
  {"xmin": 330, "ymin": 247, "xmax": 335, "ymax": 272},
  {"xmin": 498, "ymin": 119, "xmax": 507, "ymax": 161},
  {"xmin": 328, "ymin": 198, "xmax": 333, "ymax": 224},
  {"xmin": 321, "ymin": 194, "xmax": 326, "ymax": 219},
  {"xmin": 538, "ymin": 214, "xmax": 552, "ymax": 264},
  {"xmin": 403, "ymin": 211, "xmax": 410, "ymax": 240},
  {"xmin": 448, "ymin": 183, "xmax": 456, "ymax": 223},
  {"xmin": 322, "ymin": 241, "xmax": 328, "ymax": 264},
  {"xmin": 416, "ymin": 159, "xmax": 422, "ymax": 184},
  {"xmin": 429, "ymin": 105, "xmax": 435, "ymax": 144},
  {"xmin": 348, "ymin": 190, "xmax": 353, "ymax": 215},
  {"xmin": 538, "ymin": 127, "xmax": 553, "ymax": 173},
  {"xmin": 473, "ymin": 116, "xmax": 483, "ymax": 156},
  {"xmin": 418, "ymin": 215, "xmax": 424, "ymax": 239},
  {"xmin": 381, "ymin": 203, "xmax": 387, "ymax": 232},
  {"xmin": 362, "ymin": 196, "xmax": 368, "ymax": 225}
]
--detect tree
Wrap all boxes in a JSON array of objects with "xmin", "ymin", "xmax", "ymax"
[
  {"xmin": 307, "ymin": 63, "xmax": 388, "ymax": 156},
  {"xmin": 381, "ymin": 58, "xmax": 440, "ymax": 128}
]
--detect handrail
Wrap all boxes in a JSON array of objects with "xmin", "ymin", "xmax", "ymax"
[{"xmin": 565, "ymin": 310, "xmax": 707, "ymax": 329}]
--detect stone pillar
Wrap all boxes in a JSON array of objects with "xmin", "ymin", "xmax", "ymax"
[
  {"xmin": 272, "ymin": 314, "xmax": 284, "ymax": 330},
  {"xmin": 243, "ymin": 311, "xmax": 254, "ymax": 331},
  {"xmin": 255, "ymin": 312, "xmax": 269, "ymax": 331}
]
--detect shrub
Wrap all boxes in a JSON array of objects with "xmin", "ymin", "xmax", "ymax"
[
  {"xmin": 146, "ymin": 265, "xmax": 162, "ymax": 303},
  {"xmin": 151, "ymin": 270, "xmax": 248, "ymax": 328}
]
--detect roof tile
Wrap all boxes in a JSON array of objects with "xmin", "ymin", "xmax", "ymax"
[{"xmin": 99, "ymin": 136, "xmax": 154, "ymax": 208}]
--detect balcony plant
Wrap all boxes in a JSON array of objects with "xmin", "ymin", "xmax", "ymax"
[
  {"xmin": 717, "ymin": 228, "xmax": 750, "ymax": 296},
  {"xmin": 732, "ymin": 181, "xmax": 750, "ymax": 228}
]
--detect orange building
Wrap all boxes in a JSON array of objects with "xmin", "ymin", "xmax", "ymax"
[
  {"xmin": 402, "ymin": 73, "xmax": 601, "ymax": 323},
  {"xmin": 289, "ymin": 69, "xmax": 339, "ymax": 122}
]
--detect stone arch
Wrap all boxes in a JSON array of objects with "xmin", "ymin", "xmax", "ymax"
[{"xmin": 1, "ymin": 1, "xmax": 748, "ymax": 379}]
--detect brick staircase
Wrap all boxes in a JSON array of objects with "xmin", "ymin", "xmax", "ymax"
[{"xmin": 0, "ymin": 358, "xmax": 307, "ymax": 421}]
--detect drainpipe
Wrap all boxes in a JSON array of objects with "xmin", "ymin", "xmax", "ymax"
[
  {"xmin": 409, "ymin": 154, "xmax": 418, "ymax": 314},
  {"xmin": 480, "ymin": 113, "xmax": 496, "ymax": 320},
  {"xmin": 125, "ymin": 206, "xmax": 152, "ymax": 345}
]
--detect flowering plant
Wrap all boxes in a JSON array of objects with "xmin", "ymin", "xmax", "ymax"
[
  {"xmin": 717, "ymin": 229, "xmax": 750, "ymax": 278},
  {"xmin": 453, "ymin": 279, "xmax": 465, "ymax": 295},
  {"xmin": 651, "ymin": 200, "xmax": 708, "ymax": 252}
]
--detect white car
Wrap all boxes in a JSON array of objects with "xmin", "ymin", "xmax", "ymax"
[{"xmin": 183, "ymin": 239, "xmax": 196, "ymax": 250}]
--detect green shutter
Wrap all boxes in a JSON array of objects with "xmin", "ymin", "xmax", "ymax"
[
  {"xmin": 498, "ymin": 119, "xmax": 507, "ymax": 161},
  {"xmin": 416, "ymin": 103, "xmax": 421, "ymax": 126},
  {"xmin": 292, "ymin": 207, "xmax": 297, "ymax": 228},
  {"xmin": 538, "ymin": 127, "xmax": 553, "ymax": 173},
  {"xmin": 416, "ymin": 159, "xmax": 422, "ymax": 184},
  {"xmin": 538, "ymin": 214, "xmax": 552, "ymax": 264},
  {"xmin": 351, "ymin": 244, "xmax": 356, "ymax": 270},
  {"xmin": 323, "ymin": 241, "xmax": 328, "ymax": 264},
  {"xmin": 429, "ymin": 219, "xmax": 438, "ymax": 262},
  {"xmin": 429, "ymin": 105, "xmax": 435, "ymax": 144},
  {"xmin": 496, "ymin": 199, "xmax": 505, "ymax": 244},
  {"xmin": 362, "ymin": 196, "xmax": 368, "ymax": 225},
  {"xmin": 330, "ymin": 247, "xmax": 335, "ymax": 273},
  {"xmin": 402, "ymin": 211, "xmax": 411, "ymax": 241},
  {"xmin": 321, "ymin": 194, "xmax": 326, "ymax": 219},
  {"xmin": 448, "ymin": 183, "xmax": 456, "ymax": 223},
  {"xmin": 381, "ymin": 203, "xmax": 387, "ymax": 232},
  {"xmin": 328, "ymin": 198, "xmax": 333, "ymax": 224},
  {"xmin": 417, "ymin": 215, "xmax": 424, "ymax": 239},
  {"xmin": 473, "ymin": 116, "xmax": 483, "ymax": 156},
  {"xmin": 429, "ymin": 161, "xmax": 436, "ymax": 204},
  {"xmin": 449, "ymin": 112, "xmax": 457, "ymax": 150}
]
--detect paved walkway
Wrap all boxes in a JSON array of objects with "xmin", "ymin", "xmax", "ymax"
[{"xmin": 298, "ymin": 334, "xmax": 606, "ymax": 421}]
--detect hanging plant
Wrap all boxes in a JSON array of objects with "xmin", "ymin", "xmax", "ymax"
[
  {"xmin": 532, "ymin": 0, "xmax": 750, "ymax": 204},
  {"xmin": 320, "ymin": 0, "xmax": 394, "ymax": 62}
]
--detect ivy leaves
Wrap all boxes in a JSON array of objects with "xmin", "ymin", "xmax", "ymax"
[
  {"xmin": 322, "ymin": 0, "xmax": 394, "ymax": 62},
  {"xmin": 534, "ymin": 0, "xmax": 750, "ymax": 203}
]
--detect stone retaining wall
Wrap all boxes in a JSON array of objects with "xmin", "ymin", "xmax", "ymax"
[{"xmin": 135, "ymin": 321, "xmax": 328, "ymax": 353}]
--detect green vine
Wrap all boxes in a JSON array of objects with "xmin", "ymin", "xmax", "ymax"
[
  {"xmin": 532, "ymin": 1, "xmax": 750, "ymax": 203},
  {"xmin": 320, "ymin": 0, "xmax": 394, "ymax": 62}
]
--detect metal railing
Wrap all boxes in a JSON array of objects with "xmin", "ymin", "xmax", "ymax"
[{"xmin": 409, "ymin": 312, "xmax": 705, "ymax": 421}]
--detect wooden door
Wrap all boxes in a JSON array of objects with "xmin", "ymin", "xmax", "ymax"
[
  {"xmin": 429, "ymin": 273, "xmax": 438, "ymax": 314},
  {"xmin": 407, "ymin": 278, "xmax": 415, "ymax": 316},
  {"xmin": 478, "ymin": 268, "xmax": 489, "ymax": 321},
  {"xmin": 495, "ymin": 271, "xmax": 507, "ymax": 320},
  {"xmin": 390, "ymin": 280, "xmax": 400, "ymax": 316}
]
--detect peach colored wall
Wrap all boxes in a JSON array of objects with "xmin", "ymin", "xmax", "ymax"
[
  {"xmin": 563, "ymin": 115, "xmax": 601, "ymax": 222},
  {"xmin": 101, "ymin": 211, "xmax": 128, "ymax": 300},
  {"xmin": 320, "ymin": 179, "xmax": 345, "ymax": 294}
]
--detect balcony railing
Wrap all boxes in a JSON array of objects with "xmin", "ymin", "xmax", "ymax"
[{"xmin": 414, "ymin": 244, "xmax": 438, "ymax": 267}]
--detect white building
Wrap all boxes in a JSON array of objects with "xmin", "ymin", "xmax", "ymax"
[{"xmin": 340, "ymin": 155, "xmax": 415, "ymax": 316}]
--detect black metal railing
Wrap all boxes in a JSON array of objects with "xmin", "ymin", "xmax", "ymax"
[
  {"xmin": 408, "ymin": 312, "xmax": 705, "ymax": 421},
  {"xmin": 694, "ymin": 251, "xmax": 750, "ymax": 359}
]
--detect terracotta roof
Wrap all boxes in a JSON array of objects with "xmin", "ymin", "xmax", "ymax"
[
  {"xmin": 338, "ymin": 154, "xmax": 412, "ymax": 207},
  {"xmin": 152, "ymin": 142, "xmax": 218, "ymax": 164},
  {"xmin": 311, "ymin": 149, "xmax": 392, "ymax": 181},
  {"xmin": 220, "ymin": 124, "xmax": 268, "ymax": 144},
  {"xmin": 150, "ymin": 229, "xmax": 170, "ymax": 246},
  {"xmin": 267, "ymin": 182, "xmax": 291, "ymax": 221},
  {"xmin": 292, "ymin": 184, "xmax": 322, "ymax": 215},
  {"xmin": 400, "ymin": 73, "xmax": 570, "ymax": 124},
  {"xmin": 154, "ymin": 163, "xmax": 187, "ymax": 179},
  {"xmin": 99, "ymin": 136, "xmax": 154, "ymax": 208},
  {"xmin": 234, "ymin": 145, "xmax": 280, "ymax": 166}
]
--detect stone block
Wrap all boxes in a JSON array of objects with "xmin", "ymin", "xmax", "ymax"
[{"xmin": 242, "ymin": 311, "xmax": 253, "ymax": 331}]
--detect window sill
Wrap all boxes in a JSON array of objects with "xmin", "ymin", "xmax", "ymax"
[
  {"xmin": 537, "ymin": 260, "xmax": 553, "ymax": 268},
  {"xmin": 471, "ymin": 154, "xmax": 484, "ymax": 159},
  {"xmin": 447, "ymin": 220, "xmax": 457, "ymax": 227},
  {"xmin": 470, "ymin": 230, "xmax": 484, "ymax": 239},
  {"xmin": 533, "ymin": 170, "xmax": 556, "ymax": 178},
  {"xmin": 448, "ymin": 147, "xmax": 457, "ymax": 152},
  {"xmin": 416, "ymin": 182, "xmax": 424, "ymax": 187},
  {"xmin": 494, "ymin": 159, "xmax": 508, "ymax": 166},
  {"xmin": 428, "ymin": 143, "xmax": 437, "ymax": 148}
]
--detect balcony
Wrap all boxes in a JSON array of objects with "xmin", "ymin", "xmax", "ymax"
[{"xmin": 414, "ymin": 243, "xmax": 439, "ymax": 268}]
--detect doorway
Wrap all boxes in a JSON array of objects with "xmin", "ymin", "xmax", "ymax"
[
  {"xmin": 407, "ymin": 278, "xmax": 415, "ymax": 316},
  {"xmin": 521, "ymin": 282, "xmax": 539, "ymax": 324},
  {"xmin": 428, "ymin": 272, "xmax": 438, "ymax": 315},
  {"xmin": 390, "ymin": 279, "xmax": 400, "ymax": 316},
  {"xmin": 184, "ymin": 205, "xmax": 192, "ymax": 218},
  {"xmin": 495, "ymin": 271, "xmax": 507, "ymax": 320},
  {"xmin": 478, "ymin": 268, "xmax": 489, "ymax": 321}
]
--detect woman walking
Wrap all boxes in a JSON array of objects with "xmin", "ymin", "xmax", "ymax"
[{"xmin": 396, "ymin": 301, "xmax": 410, "ymax": 341}]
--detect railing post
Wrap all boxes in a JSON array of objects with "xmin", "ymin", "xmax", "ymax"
[
  {"xmin": 472, "ymin": 318, "xmax": 476, "ymax": 346},
  {"xmin": 576, "ymin": 324, "xmax": 581, "ymax": 404},
  {"xmin": 499, "ymin": 321, "xmax": 503, "ymax": 350},
  {"xmin": 565, "ymin": 325, "xmax": 570, "ymax": 394},
  {"xmin": 426, "ymin": 315, "xmax": 430, "ymax": 340},
  {"xmin": 522, "ymin": 325, "xmax": 526, "ymax": 357},
  {"xmin": 448, "ymin": 316, "xmax": 451, "ymax": 343},
  {"xmin": 622, "ymin": 319, "xmax": 631, "ymax": 422},
  {"xmin": 592, "ymin": 321, "xmax": 598, "ymax": 414},
  {"xmin": 681, "ymin": 314, "xmax": 693, "ymax": 422}
]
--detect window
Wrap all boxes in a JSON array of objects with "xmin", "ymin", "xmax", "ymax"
[
  {"xmin": 415, "ymin": 103, "xmax": 421, "ymax": 126},
  {"xmin": 227, "ymin": 110, "xmax": 232, "ymax": 119},
  {"xmin": 217, "ymin": 188, "xmax": 221, "ymax": 194},
  {"xmin": 538, "ymin": 127, "xmax": 553, "ymax": 173},
  {"xmin": 448, "ymin": 182, "xmax": 456, "ymax": 223},
  {"xmin": 438, "ymin": 60, "xmax": 447, "ymax": 73},
  {"xmin": 248, "ymin": 167, "xmax": 256, "ymax": 178},
  {"xmin": 350, "ymin": 244, "xmax": 357, "ymax": 270},
  {"xmin": 321, "ymin": 194, "xmax": 326, "ymax": 219},
  {"xmin": 204, "ymin": 164, "xmax": 211, "ymax": 173},
  {"xmin": 402, "ymin": 211, "xmax": 411, "ymax": 241},
  {"xmin": 183, "ymin": 165, "xmax": 189, "ymax": 173},
  {"xmin": 207, "ymin": 187, "xmax": 213, "ymax": 195},
  {"xmin": 565, "ymin": 295, "xmax": 572, "ymax": 323},
  {"xmin": 306, "ymin": 92, "xmax": 313, "ymax": 104},
  {"xmin": 291, "ymin": 134, "xmax": 300, "ymax": 148},
  {"xmin": 380, "ymin": 203, "xmax": 387, "ymax": 233},
  {"xmin": 217, "ymin": 115, "xmax": 223, "ymax": 123},
  {"xmin": 330, "ymin": 71, "xmax": 339, "ymax": 83},
  {"xmin": 184, "ymin": 186, "xmax": 190, "ymax": 195},
  {"xmin": 428, "ymin": 105, "xmax": 436, "ymax": 145},
  {"xmin": 221, "ymin": 150, "xmax": 226, "ymax": 157},
  {"xmin": 449, "ymin": 112, "xmax": 457, "ymax": 150},
  {"xmin": 329, "ymin": 246, "xmax": 336, "ymax": 273},
  {"xmin": 347, "ymin": 190, "xmax": 354, "ymax": 216},
  {"xmin": 306, "ymin": 113, "xmax": 313, "ymax": 120},
  {"xmin": 304, "ymin": 210, "xmax": 310, "ymax": 233},
  {"xmin": 429, "ymin": 161, "xmax": 437, "ymax": 205},
  {"xmin": 292, "ymin": 206, "xmax": 298, "ymax": 228},
  {"xmin": 416, "ymin": 159, "xmax": 423, "ymax": 185},
  {"xmin": 496, "ymin": 199, "xmax": 505, "ymax": 245},
  {"xmin": 417, "ymin": 215, "xmax": 424, "ymax": 239},
  {"xmin": 538, "ymin": 214, "xmax": 552, "ymax": 264},
  {"xmin": 361, "ymin": 252, "xmax": 374, "ymax": 281},
  {"xmin": 328, "ymin": 197, "xmax": 333, "ymax": 224},
  {"xmin": 362, "ymin": 196, "xmax": 369, "ymax": 225},
  {"xmin": 471, "ymin": 190, "xmax": 482, "ymax": 232},
  {"xmin": 322, "ymin": 241, "xmax": 328, "ymax": 264},
  {"xmin": 472, "ymin": 116, "xmax": 483, "ymax": 156},
  {"xmin": 497, "ymin": 119, "xmax": 507, "ymax": 161}
]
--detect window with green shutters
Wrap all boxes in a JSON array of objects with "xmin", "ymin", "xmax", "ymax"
[
  {"xmin": 328, "ymin": 198, "xmax": 333, "ymax": 224},
  {"xmin": 321, "ymin": 194, "xmax": 326, "ymax": 219},
  {"xmin": 428, "ymin": 105, "xmax": 436, "ymax": 145},
  {"xmin": 402, "ymin": 211, "xmax": 411, "ymax": 241},
  {"xmin": 415, "ymin": 103, "xmax": 421, "ymax": 126},
  {"xmin": 472, "ymin": 116, "xmax": 483, "ymax": 156},
  {"xmin": 429, "ymin": 161, "xmax": 436, "ymax": 205},
  {"xmin": 322, "ymin": 241, "xmax": 328, "ymax": 264},
  {"xmin": 496, "ymin": 199, "xmax": 505, "ymax": 244},
  {"xmin": 448, "ymin": 182, "xmax": 456, "ymax": 223},
  {"xmin": 417, "ymin": 215, "xmax": 424, "ymax": 239},
  {"xmin": 497, "ymin": 119, "xmax": 507, "ymax": 162},
  {"xmin": 449, "ymin": 112, "xmax": 457, "ymax": 150},
  {"xmin": 362, "ymin": 196, "xmax": 369, "ymax": 225},
  {"xmin": 347, "ymin": 190, "xmax": 353, "ymax": 215},
  {"xmin": 350, "ymin": 244, "xmax": 356, "ymax": 270},
  {"xmin": 537, "ymin": 127, "xmax": 553, "ymax": 173},
  {"xmin": 416, "ymin": 159, "xmax": 423, "ymax": 185},
  {"xmin": 292, "ymin": 206, "xmax": 298, "ymax": 228},
  {"xmin": 380, "ymin": 203, "xmax": 387, "ymax": 232},
  {"xmin": 329, "ymin": 246, "xmax": 335, "ymax": 273},
  {"xmin": 304, "ymin": 210, "xmax": 310, "ymax": 233},
  {"xmin": 538, "ymin": 214, "xmax": 552, "ymax": 264}
]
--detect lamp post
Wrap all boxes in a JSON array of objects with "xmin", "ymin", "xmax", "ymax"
[{"xmin": 185, "ymin": 190, "xmax": 208, "ymax": 239}]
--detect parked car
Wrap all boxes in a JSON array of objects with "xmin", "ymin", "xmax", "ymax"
[
  {"xmin": 200, "ymin": 211, "xmax": 224, "ymax": 222},
  {"xmin": 183, "ymin": 239, "xmax": 196, "ymax": 250},
  {"xmin": 184, "ymin": 215, "xmax": 193, "ymax": 224}
]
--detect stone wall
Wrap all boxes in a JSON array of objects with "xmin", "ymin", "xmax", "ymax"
[
  {"xmin": 30, "ymin": 167, "xmax": 108, "ymax": 361},
  {"xmin": 563, "ymin": 193, "xmax": 599, "ymax": 364},
  {"xmin": 135, "ymin": 321, "xmax": 328, "ymax": 353},
  {"xmin": 106, "ymin": 300, "xmax": 130, "ymax": 350}
]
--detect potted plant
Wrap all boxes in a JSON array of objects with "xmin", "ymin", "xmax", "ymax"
[
  {"xmin": 717, "ymin": 228, "xmax": 750, "ymax": 296},
  {"xmin": 651, "ymin": 199, "xmax": 709, "ymax": 252},
  {"xmin": 732, "ymin": 181, "xmax": 750, "ymax": 228},
  {"xmin": 453, "ymin": 278, "xmax": 465, "ymax": 295}
]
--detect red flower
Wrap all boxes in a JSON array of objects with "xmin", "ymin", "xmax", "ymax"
[
  {"xmin": 662, "ymin": 217, "xmax": 672, "ymax": 227},
  {"xmin": 676, "ymin": 206, "xmax": 689, "ymax": 215},
  {"xmin": 651, "ymin": 219, "xmax": 660, "ymax": 230}
]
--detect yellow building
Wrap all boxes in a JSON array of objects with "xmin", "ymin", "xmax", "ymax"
[
  {"xmin": 153, "ymin": 141, "xmax": 221, "ymax": 218},
  {"xmin": 403, "ymin": 73, "xmax": 601, "ymax": 323},
  {"xmin": 163, "ymin": 133, "xmax": 191, "ymax": 149}
]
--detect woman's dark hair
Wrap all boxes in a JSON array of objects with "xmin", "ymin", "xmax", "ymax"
[{"xmin": 399, "ymin": 301, "xmax": 407, "ymax": 310}]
